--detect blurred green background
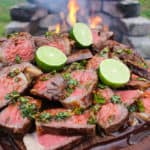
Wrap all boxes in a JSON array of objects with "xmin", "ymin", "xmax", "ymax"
[{"xmin": 0, "ymin": 0, "xmax": 150, "ymax": 36}]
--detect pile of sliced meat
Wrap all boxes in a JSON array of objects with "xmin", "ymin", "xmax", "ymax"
[{"xmin": 0, "ymin": 28, "xmax": 150, "ymax": 150}]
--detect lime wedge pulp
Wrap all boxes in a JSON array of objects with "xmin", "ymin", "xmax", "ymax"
[
  {"xmin": 35, "ymin": 46, "xmax": 67, "ymax": 72},
  {"xmin": 71, "ymin": 22, "xmax": 93, "ymax": 47},
  {"xmin": 99, "ymin": 59, "xmax": 130, "ymax": 88}
]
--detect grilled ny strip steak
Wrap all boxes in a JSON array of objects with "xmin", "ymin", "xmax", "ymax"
[
  {"xmin": 62, "ymin": 69, "xmax": 98, "ymax": 108},
  {"xmin": 23, "ymin": 132, "xmax": 82, "ymax": 150},
  {"xmin": 66, "ymin": 49, "xmax": 93, "ymax": 64},
  {"xmin": 31, "ymin": 74, "xmax": 66, "ymax": 101},
  {"xmin": 0, "ymin": 96, "xmax": 41, "ymax": 134},
  {"xmin": 115, "ymin": 90, "xmax": 142, "ymax": 106},
  {"xmin": 0, "ymin": 62, "xmax": 42, "ymax": 109},
  {"xmin": 33, "ymin": 34, "xmax": 71, "ymax": 56},
  {"xmin": 96, "ymin": 103, "xmax": 128, "ymax": 133},
  {"xmin": 0, "ymin": 32, "xmax": 35, "ymax": 65},
  {"xmin": 36, "ymin": 108, "xmax": 96, "ymax": 136}
]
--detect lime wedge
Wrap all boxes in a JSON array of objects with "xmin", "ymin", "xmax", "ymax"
[
  {"xmin": 70, "ymin": 22, "xmax": 93, "ymax": 47},
  {"xmin": 35, "ymin": 46, "xmax": 67, "ymax": 72},
  {"xmin": 99, "ymin": 59, "xmax": 130, "ymax": 88}
]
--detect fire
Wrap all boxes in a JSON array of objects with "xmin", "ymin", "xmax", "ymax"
[
  {"xmin": 55, "ymin": 24, "xmax": 60, "ymax": 33},
  {"xmin": 67, "ymin": 0, "xmax": 79, "ymax": 26},
  {"xmin": 89, "ymin": 16, "xmax": 102, "ymax": 29}
]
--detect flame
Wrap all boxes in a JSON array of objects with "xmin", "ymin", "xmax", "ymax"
[
  {"xmin": 90, "ymin": 16, "xmax": 102, "ymax": 29},
  {"xmin": 67, "ymin": 0, "xmax": 79, "ymax": 26},
  {"xmin": 55, "ymin": 24, "xmax": 60, "ymax": 33}
]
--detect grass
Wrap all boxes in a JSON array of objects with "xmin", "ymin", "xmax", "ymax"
[
  {"xmin": 0, "ymin": 0, "xmax": 25, "ymax": 36},
  {"xmin": 140, "ymin": 0, "xmax": 150, "ymax": 18},
  {"xmin": 0, "ymin": 0, "xmax": 149, "ymax": 37}
]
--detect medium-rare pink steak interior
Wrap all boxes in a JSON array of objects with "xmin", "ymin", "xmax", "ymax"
[
  {"xmin": 96, "ymin": 103, "xmax": 128, "ymax": 133},
  {"xmin": 62, "ymin": 69, "xmax": 98, "ymax": 108},
  {"xmin": 36, "ymin": 108, "xmax": 96, "ymax": 136},
  {"xmin": 0, "ymin": 24, "xmax": 150, "ymax": 150},
  {"xmin": 0, "ymin": 96, "xmax": 41, "ymax": 135},
  {"xmin": 0, "ymin": 62, "xmax": 42, "ymax": 109},
  {"xmin": 0, "ymin": 33, "xmax": 36, "ymax": 65},
  {"xmin": 23, "ymin": 132, "xmax": 82, "ymax": 150}
]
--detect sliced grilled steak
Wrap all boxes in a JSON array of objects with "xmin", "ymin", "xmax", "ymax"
[
  {"xmin": 62, "ymin": 69, "xmax": 98, "ymax": 108},
  {"xmin": 0, "ymin": 32, "xmax": 35, "ymax": 65},
  {"xmin": 115, "ymin": 90, "xmax": 142, "ymax": 106},
  {"xmin": 0, "ymin": 96, "xmax": 41, "ymax": 135},
  {"xmin": 127, "ymin": 74, "xmax": 150, "ymax": 90},
  {"xmin": 33, "ymin": 34, "xmax": 71, "ymax": 56},
  {"xmin": 23, "ymin": 132, "xmax": 82, "ymax": 150},
  {"xmin": 86, "ymin": 55, "xmax": 105, "ymax": 70},
  {"xmin": 36, "ymin": 108, "xmax": 96, "ymax": 136},
  {"xmin": 0, "ymin": 62, "xmax": 42, "ymax": 109},
  {"xmin": 92, "ymin": 29, "xmax": 113, "ymax": 50},
  {"xmin": 93, "ymin": 88, "xmax": 114, "ymax": 104},
  {"xmin": 106, "ymin": 40, "xmax": 149, "ymax": 80},
  {"xmin": 96, "ymin": 103, "xmax": 128, "ymax": 133},
  {"xmin": 66, "ymin": 49, "xmax": 93, "ymax": 64},
  {"xmin": 31, "ymin": 74, "xmax": 66, "ymax": 101}
]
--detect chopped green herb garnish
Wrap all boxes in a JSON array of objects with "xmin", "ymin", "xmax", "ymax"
[
  {"xmin": 87, "ymin": 116, "xmax": 97, "ymax": 125},
  {"xmin": 128, "ymin": 105, "xmax": 137, "ymax": 113},
  {"xmin": 67, "ymin": 79, "xmax": 78, "ymax": 88},
  {"xmin": 125, "ymin": 49, "xmax": 132, "ymax": 54},
  {"xmin": 100, "ymin": 47, "xmax": 109, "ymax": 57},
  {"xmin": 91, "ymin": 105, "xmax": 101, "ymax": 113},
  {"xmin": 108, "ymin": 115, "xmax": 115, "ymax": 124},
  {"xmin": 63, "ymin": 73, "xmax": 71, "ymax": 80},
  {"xmin": 14, "ymin": 77, "xmax": 19, "ymax": 82},
  {"xmin": 18, "ymin": 96, "xmax": 29, "ymax": 104},
  {"xmin": 40, "ymin": 76, "xmax": 49, "ymax": 81},
  {"xmin": 73, "ymin": 107, "xmax": 84, "ymax": 115},
  {"xmin": 5, "ymin": 91, "xmax": 20, "ymax": 103},
  {"xmin": 94, "ymin": 94, "xmax": 106, "ymax": 104},
  {"xmin": 55, "ymin": 112, "xmax": 71, "ymax": 121},
  {"xmin": 8, "ymin": 68, "xmax": 20, "ymax": 78},
  {"xmin": 137, "ymin": 77, "xmax": 147, "ymax": 81},
  {"xmin": 37, "ymin": 112, "xmax": 52, "ymax": 122},
  {"xmin": 137, "ymin": 100, "xmax": 145, "ymax": 112},
  {"xmin": 98, "ymin": 83, "xmax": 107, "ymax": 89},
  {"xmin": 15, "ymin": 55, "xmax": 22, "ymax": 64},
  {"xmin": 111, "ymin": 95, "xmax": 121, "ymax": 104},
  {"xmin": 20, "ymin": 103, "xmax": 37, "ymax": 119}
]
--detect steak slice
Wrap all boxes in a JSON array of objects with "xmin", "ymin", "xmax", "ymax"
[
  {"xmin": 36, "ymin": 108, "xmax": 96, "ymax": 136},
  {"xmin": 62, "ymin": 69, "xmax": 98, "ymax": 108},
  {"xmin": 115, "ymin": 90, "xmax": 142, "ymax": 106},
  {"xmin": 0, "ymin": 96, "xmax": 41, "ymax": 135},
  {"xmin": 23, "ymin": 132, "xmax": 82, "ymax": 150},
  {"xmin": 127, "ymin": 74, "xmax": 150, "ymax": 90},
  {"xmin": 93, "ymin": 88, "xmax": 114, "ymax": 104},
  {"xmin": 31, "ymin": 73, "xmax": 66, "ymax": 101},
  {"xmin": 96, "ymin": 103, "xmax": 128, "ymax": 133},
  {"xmin": 92, "ymin": 29, "xmax": 113, "ymax": 50},
  {"xmin": 0, "ymin": 62, "xmax": 42, "ymax": 109},
  {"xmin": 86, "ymin": 55, "xmax": 105, "ymax": 70},
  {"xmin": 33, "ymin": 34, "xmax": 71, "ymax": 56},
  {"xmin": 0, "ymin": 32, "xmax": 36, "ymax": 65},
  {"xmin": 66, "ymin": 49, "xmax": 93, "ymax": 64}
]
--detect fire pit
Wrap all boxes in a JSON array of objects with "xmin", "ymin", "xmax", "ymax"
[{"xmin": 5, "ymin": 0, "xmax": 150, "ymax": 59}]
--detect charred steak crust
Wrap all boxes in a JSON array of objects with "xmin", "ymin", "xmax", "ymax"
[{"xmin": 31, "ymin": 74, "xmax": 66, "ymax": 101}]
